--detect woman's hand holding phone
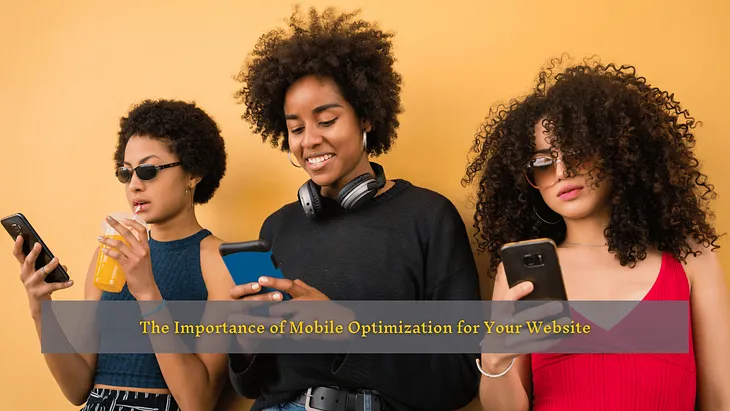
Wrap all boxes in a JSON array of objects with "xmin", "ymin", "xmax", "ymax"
[
  {"xmin": 13, "ymin": 237, "xmax": 74, "ymax": 320},
  {"xmin": 227, "ymin": 281, "xmax": 290, "ymax": 353},
  {"xmin": 229, "ymin": 277, "xmax": 355, "ymax": 344},
  {"xmin": 480, "ymin": 280, "xmax": 570, "ymax": 374},
  {"xmin": 261, "ymin": 277, "xmax": 355, "ymax": 341}
]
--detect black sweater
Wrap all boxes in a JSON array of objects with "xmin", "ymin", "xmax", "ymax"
[{"xmin": 229, "ymin": 179, "xmax": 482, "ymax": 411}]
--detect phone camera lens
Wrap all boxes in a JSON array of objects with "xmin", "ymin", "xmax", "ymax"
[{"xmin": 523, "ymin": 253, "xmax": 544, "ymax": 267}]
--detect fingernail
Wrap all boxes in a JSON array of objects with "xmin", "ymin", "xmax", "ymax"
[
  {"xmin": 106, "ymin": 216, "xmax": 113, "ymax": 222},
  {"xmin": 259, "ymin": 277, "xmax": 269, "ymax": 284},
  {"xmin": 67, "ymin": 280, "xmax": 74, "ymax": 286},
  {"xmin": 252, "ymin": 283, "xmax": 260, "ymax": 290},
  {"xmin": 97, "ymin": 236, "xmax": 103, "ymax": 241},
  {"xmin": 523, "ymin": 283, "xmax": 532, "ymax": 291},
  {"xmin": 273, "ymin": 293, "xmax": 282, "ymax": 300}
]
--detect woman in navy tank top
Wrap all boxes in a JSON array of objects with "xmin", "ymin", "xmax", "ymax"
[
  {"xmin": 463, "ymin": 57, "xmax": 730, "ymax": 410},
  {"xmin": 12, "ymin": 99, "xmax": 234, "ymax": 410}
]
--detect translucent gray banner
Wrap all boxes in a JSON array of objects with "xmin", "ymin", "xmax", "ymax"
[{"xmin": 40, "ymin": 300, "xmax": 690, "ymax": 354}]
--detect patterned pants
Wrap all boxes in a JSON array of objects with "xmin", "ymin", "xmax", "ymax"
[{"xmin": 80, "ymin": 388, "xmax": 180, "ymax": 411}]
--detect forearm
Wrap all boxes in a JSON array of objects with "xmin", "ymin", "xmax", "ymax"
[
  {"xmin": 33, "ymin": 315, "xmax": 95, "ymax": 406},
  {"xmin": 154, "ymin": 353, "xmax": 225, "ymax": 410},
  {"xmin": 478, "ymin": 356, "xmax": 529, "ymax": 411},
  {"xmin": 140, "ymin": 300, "xmax": 224, "ymax": 411}
]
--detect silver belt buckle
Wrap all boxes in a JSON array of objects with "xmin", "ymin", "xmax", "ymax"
[{"xmin": 304, "ymin": 388, "xmax": 321, "ymax": 411}]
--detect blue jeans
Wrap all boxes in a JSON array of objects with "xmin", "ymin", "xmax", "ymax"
[
  {"xmin": 262, "ymin": 392, "xmax": 378, "ymax": 411},
  {"xmin": 261, "ymin": 402, "xmax": 306, "ymax": 411}
]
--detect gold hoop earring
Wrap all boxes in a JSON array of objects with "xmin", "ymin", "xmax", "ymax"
[{"xmin": 288, "ymin": 151, "xmax": 301, "ymax": 168}]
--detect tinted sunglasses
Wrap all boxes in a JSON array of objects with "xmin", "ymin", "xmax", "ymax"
[
  {"xmin": 524, "ymin": 149, "xmax": 583, "ymax": 189},
  {"xmin": 115, "ymin": 162, "xmax": 182, "ymax": 184}
]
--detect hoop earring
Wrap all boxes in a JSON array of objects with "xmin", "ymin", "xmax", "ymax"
[
  {"xmin": 288, "ymin": 151, "xmax": 301, "ymax": 168},
  {"xmin": 362, "ymin": 130, "xmax": 368, "ymax": 152},
  {"xmin": 533, "ymin": 206, "xmax": 561, "ymax": 225}
]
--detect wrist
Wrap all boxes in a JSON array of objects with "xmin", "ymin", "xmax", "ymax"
[
  {"xmin": 480, "ymin": 354, "xmax": 515, "ymax": 373},
  {"xmin": 135, "ymin": 288, "xmax": 163, "ymax": 302},
  {"xmin": 30, "ymin": 297, "xmax": 50, "ymax": 321},
  {"xmin": 134, "ymin": 284, "xmax": 162, "ymax": 301}
]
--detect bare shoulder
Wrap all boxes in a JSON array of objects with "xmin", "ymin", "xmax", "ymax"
[
  {"xmin": 200, "ymin": 233, "xmax": 224, "ymax": 255},
  {"xmin": 683, "ymin": 239, "xmax": 724, "ymax": 286},
  {"xmin": 199, "ymin": 233, "xmax": 234, "ymax": 300}
]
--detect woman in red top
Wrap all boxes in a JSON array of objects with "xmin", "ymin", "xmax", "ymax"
[{"xmin": 462, "ymin": 57, "xmax": 730, "ymax": 410}]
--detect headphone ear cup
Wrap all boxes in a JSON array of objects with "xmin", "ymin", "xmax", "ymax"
[
  {"xmin": 338, "ymin": 174, "xmax": 378, "ymax": 210},
  {"xmin": 308, "ymin": 181, "xmax": 324, "ymax": 216},
  {"xmin": 298, "ymin": 180, "xmax": 324, "ymax": 219}
]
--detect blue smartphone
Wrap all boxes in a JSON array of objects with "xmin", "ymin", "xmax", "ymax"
[{"xmin": 219, "ymin": 239, "xmax": 292, "ymax": 300}]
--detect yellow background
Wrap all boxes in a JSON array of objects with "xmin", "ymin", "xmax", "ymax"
[{"xmin": 1, "ymin": 0, "xmax": 728, "ymax": 409}]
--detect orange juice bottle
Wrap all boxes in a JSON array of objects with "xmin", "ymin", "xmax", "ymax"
[{"xmin": 93, "ymin": 212, "xmax": 146, "ymax": 293}]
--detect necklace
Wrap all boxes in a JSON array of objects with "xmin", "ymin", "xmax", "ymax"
[{"xmin": 562, "ymin": 241, "xmax": 607, "ymax": 247}]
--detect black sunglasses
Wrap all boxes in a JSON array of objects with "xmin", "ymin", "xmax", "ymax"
[{"xmin": 115, "ymin": 162, "xmax": 182, "ymax": 184}]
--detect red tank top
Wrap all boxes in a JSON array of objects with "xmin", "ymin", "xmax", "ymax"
[{"xmin": 530, "ymin": 252, "xmax": 696, "ymax": 410}]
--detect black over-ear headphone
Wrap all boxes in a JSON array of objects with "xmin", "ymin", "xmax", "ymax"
[{"xmin": 298, "ymin": 162, "xmax": 387, "ymax": 219}]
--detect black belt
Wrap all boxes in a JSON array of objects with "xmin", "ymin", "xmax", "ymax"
[{"xmin": 294, "ymin": 387, "xmax": 386, "ymax": 411}]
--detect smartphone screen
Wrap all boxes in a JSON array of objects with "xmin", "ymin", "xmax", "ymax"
[{"xmin": 220, "ymin": 240, "xmax": 292, "ymax": 300}]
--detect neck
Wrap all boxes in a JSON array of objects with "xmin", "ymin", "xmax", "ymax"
[
  {"xmin": 562, "ymin": 205, "xmax": 612, "ymax": 246},
  {"xmin": 148, "ymin": 208, "xmax": 203, "ymax": 242},
  {"xmin": 321, "ymin": 156, "xmax": 373, "ymax": 199}
]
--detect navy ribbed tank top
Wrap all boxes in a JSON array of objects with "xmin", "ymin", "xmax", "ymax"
[{"xmin": 93, "ymin": 228, "xmax": 211, "ymax": 389}]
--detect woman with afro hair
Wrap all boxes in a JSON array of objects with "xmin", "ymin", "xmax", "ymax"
[
  {"xmin": 11, "ymin": 99, "xmax": 234, "ymax": 410},
  {"xmin": 463, "ymin": 57, "xmax": 730, "ymax": 410},
  {"xmin": 227, "ymin": 6, "xmax": 481, "ymax": 411}
]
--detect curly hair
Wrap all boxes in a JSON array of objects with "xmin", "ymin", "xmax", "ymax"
[
  {"xmin": 234, "ymin": 5, "xmax": 403, "ymax": 156},
  {"xmin": 462, "ymin": 56, "xmax": 721, "ymax": 277},
  {"xmin": 114, "ymin": 99, "xmax": 227, "ymax": 204}
]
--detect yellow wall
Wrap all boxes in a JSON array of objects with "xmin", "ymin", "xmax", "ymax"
[{"xmin": 1, "ymin": 0, "xmax": 728, "ymax": 409}]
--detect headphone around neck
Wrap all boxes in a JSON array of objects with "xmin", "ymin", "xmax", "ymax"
[{"xmin": 298, "ymin": 162, "xmax": 387, "ymax": 219}]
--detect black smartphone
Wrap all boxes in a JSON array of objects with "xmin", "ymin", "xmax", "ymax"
[
  {"xmin": 1, "ymin": 213, "xmax": 70, "ymax": 283},
  {"xmin": 500, "ymin": 238, "xmax": 567, "ymax": 301},
  {"xmin": 219, "ymin": 239, "xmax": 292, "ymax": 301}
]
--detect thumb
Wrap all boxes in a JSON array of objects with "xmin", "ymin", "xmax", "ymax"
[
  {"xmin": 51, "ymin": 279, "xmax": 74, "ymax": 293},
  {"xmin": 507, "ymin": 281, "xmax": 534, "ymax": 301},
  {"xmin": 293, "ymin": 279, "xmax": 315, "ymax": 291}
]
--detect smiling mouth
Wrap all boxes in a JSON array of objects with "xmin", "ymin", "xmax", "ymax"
[{"xmin": 306, "ymin": 153, "xmax": 335, "ymax": 166}]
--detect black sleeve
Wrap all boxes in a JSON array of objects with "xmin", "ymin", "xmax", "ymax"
[
  {"xmin": 227, "ymin": 213, "xmax": 278, "ymax": 399},
  {"xmin": 228, "ymin": 354, "xmax": 262, "ymax": 399},
  {"xmin": 332, "ymin": 200, "xmax": 482, "ymax": 411},
  {"xmin": 423, "ymin": 198, "xmax": 482, "ymax": 301}
]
